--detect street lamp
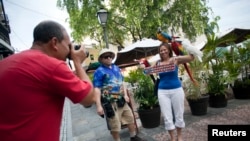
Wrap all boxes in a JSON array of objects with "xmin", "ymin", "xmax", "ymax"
[{"xmin": 97, "ymin": 8, "xmax": 109, "ymax": 49}]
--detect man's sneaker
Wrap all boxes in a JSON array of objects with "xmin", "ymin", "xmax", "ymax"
[{"xmin": 130, "ymin": 135, "xmax": 145, "ymax": 141}]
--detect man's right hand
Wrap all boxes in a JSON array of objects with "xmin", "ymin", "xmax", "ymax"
[
  {"xmin": 96, "ymin": 104, "xmax": 104, "ymax": 117},
  {"xmin": 70, "ymin": 44, "xmax": 88, "ymax": 64}
]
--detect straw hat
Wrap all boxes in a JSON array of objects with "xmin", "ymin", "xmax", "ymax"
[{"xmin": 98, "ymin": 48, "xmax": 116, "ymax": 62}]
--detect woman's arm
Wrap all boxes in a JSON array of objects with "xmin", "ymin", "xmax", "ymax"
[{"xmin": 175, "ymin": 54, "xmax": 195, "ymax": 65}]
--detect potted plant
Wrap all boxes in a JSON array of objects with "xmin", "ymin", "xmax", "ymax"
[
  {"xmin": 233, "ymin": 79, "xmax": 250, "ymax": 99},
  {"xmin": 183, "ymin": 59, "xmax": 209, "ymax": 116},
  {"xmin": 201, "ymin": 32, "xmax": 236, "ymax": 108},
  {"xmin": 125, "ymin": 68, "xmax": 160, "ymax": 128},
  {"xmin": 204, "ymin": 65, "xmax": 228, "ymax": 108},
  {"xmin": 224, "ymin": 40, "xmax": 250, "ymax": 99}
]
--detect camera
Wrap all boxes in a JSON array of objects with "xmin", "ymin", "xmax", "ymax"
[
  {"xmin": 102, "ymin": 101, "xmax": 115, "ymax": 118},
  {"xmin": 74, "ymin": 45, "xmax": 81, "ymax": 50},
  {"xmin": 68, "ymin": 45, "xmax": 89, "ymax": 60},
  {"xmin": 116, "ymin": 96, "xmax": 126, "ymax": 107},
  {"xmin": 101, "ymin": 95, "xmax": 115, "ymax": 118},
  {"xmin": 74, "ymin": 45, "xmax": 89, "ymax": 58}
]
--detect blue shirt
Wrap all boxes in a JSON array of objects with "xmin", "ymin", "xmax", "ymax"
[
  {"xmin": 158, "ymin": 65, "xmax": 181, "ymax": 89},
  {"xmin": 93, "ymin": 64, "xmax": 123, "ymax": 93}
]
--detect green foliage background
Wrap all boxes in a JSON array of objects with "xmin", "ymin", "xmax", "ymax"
[{"xmin": 57, "ymin": 0, "xmax": 217, "ymax": 49}]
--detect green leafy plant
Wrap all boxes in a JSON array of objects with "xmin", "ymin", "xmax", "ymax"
[
  {"xmin": 126, "ymin": 68, "xmax": 159, "ymax": 110},
  {"xmin": 124, "ymin": 69, "xmax": 145, "ymax": 84},
  {"xmin": 204, "ymin": 66, "xmax": 227, "ymax": 95},
  {"xmin": 234, "ymin": 41, "xmax": 250, "ymax": 87},
  {"xmin": 221, "ymin": 39, "xmax": 250, "ymax": 99},
  {"xmin": 58, "ymin": 0, "xmax": 214, "ymax": 44},
  {"xmin": 222, "ymin": 44, "xmax": 242, "ymax": 84},
  {"xmin": 234, "ymin": 79, "xmax": 250, "ymax": 88},
  {"xmin": 223, "ymin": 39, "xmax": 250, "ymax": 89},
  {"xmin": 183, "ymin": 59, "xmax": 208, "ymax": 100},
  {"xmin": 202, "ymin": 32, "xmax": 236, "ymax": 96}
]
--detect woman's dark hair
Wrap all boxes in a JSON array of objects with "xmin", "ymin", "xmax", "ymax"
[
  {"xmin": 33, "ymin": 20, "xmax": 65, "ymax": 43},
  {"xmin": 158, "ymin": 42, "xmax": 173, "ymax": 60}
]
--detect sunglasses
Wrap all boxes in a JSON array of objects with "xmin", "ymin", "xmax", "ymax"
[{"xmin": 102, "ymin": 55, "xmax": 113, "ymax": 59}]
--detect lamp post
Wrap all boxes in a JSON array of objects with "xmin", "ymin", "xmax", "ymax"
[{"xmin": 97, "ymin": 8, "xmax": 109, "ymax": 49}]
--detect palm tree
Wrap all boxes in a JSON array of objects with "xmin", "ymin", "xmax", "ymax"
[
  {"xmin": 202, "ymin": 32, "xmax": 236, "ymax": 95},
  {"xmin": 201, "ymin": 29, "xmax": 236, "ymax": 107}
]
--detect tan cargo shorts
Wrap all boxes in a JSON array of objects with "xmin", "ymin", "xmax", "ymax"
[{"xmin": 107, "ymin": 102, "xmax": 134, "ymax": 132}]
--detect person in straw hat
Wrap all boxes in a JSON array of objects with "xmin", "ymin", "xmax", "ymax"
[{"xmin": 93, "ymin": 48, "xmax": 145, "ymax": 141}]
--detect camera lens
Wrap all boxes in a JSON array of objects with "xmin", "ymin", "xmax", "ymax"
[
  {"xmin": 74, "ymin": 45, "xmax": 81, "ymax": 50},
  {"xmin": 72, "ymin": 45, "xmax": 89, "ymax": 58}
]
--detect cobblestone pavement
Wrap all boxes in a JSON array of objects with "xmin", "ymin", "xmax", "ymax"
[
  {"xmin": 70, "ymin": 98, "xmax": 250, "ymax": 141},
  {"xmin": 151, "ymin": 100, "xmax": 250, "ymax": 141}
]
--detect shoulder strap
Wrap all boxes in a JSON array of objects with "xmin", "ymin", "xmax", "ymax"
[
  {"xmin": 156, "ymin": 60, "xmax": 160, "ymax": 78},
  {"xmin": 156, "ymin": 60, "xmax": 160, "ymax": 66}
]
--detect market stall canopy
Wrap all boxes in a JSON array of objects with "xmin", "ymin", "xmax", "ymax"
[
  {"xmin": 217, "ymin": 28, "xmax": 250, "ymax": 47},
  {"xmin": 115, "ymin": 38, "xmax": 161, "ymax": 65},
  {"xmin": 200, "ymin": 28, "xmax": 250, "ymax": 50}
]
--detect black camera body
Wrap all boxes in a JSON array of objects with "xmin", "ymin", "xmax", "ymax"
[
  {"xmin": 116, "ymin": 96, "xmax": 126, "ymax": 107},
  {"xmin": 101, "ymin": 95, "xmax": 115, "ymax": 118},
  {"xmin": 68, "ymin": 45, "xmax": 89, "ymax": 60},
  {"xmin": 74, "ymin": 45, "xmax": 89, "ymax": 58},
  {"xmin": 102, "ymin": 101, "xmax": 115, "ymax": 118}
]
